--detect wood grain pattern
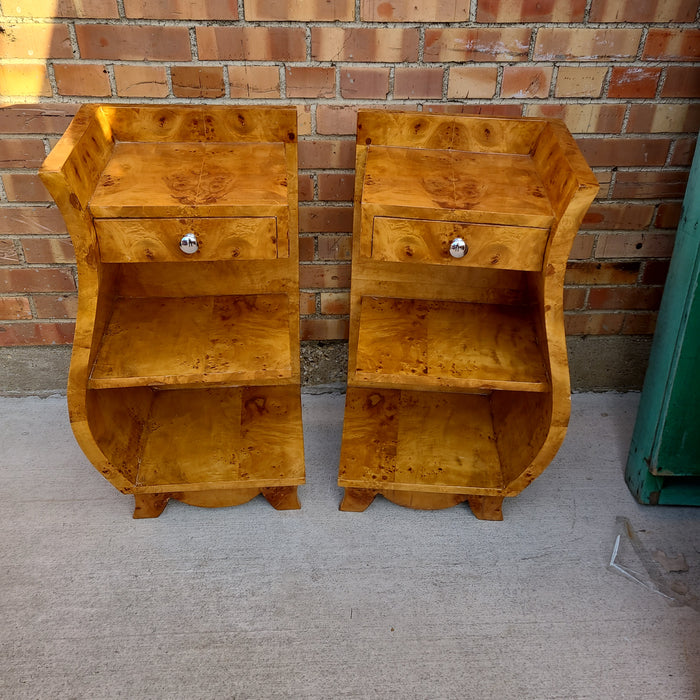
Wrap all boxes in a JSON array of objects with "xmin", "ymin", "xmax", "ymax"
[
  {"xmin": 362, "ymin": 146, "xmax": 554, "ymax": 228},
  {"xmin": 90, "ymin": 294, "xmax": 293, "ymax": 388},
  {"xmin": 41, "ymin": 105, "xmax": 303, "ymax": 514},
  {"xmin": 340, "ymin": 110, "xmax": 598, "ymax": 517},
  {"xmin": 89, "ymin": 142, "xmax": 288, "ymax": 219},
  {"xmin": 370, "ymin": 217, "xmax": 548, "ymax": 272},
  {"xmin": 354, "ymin": 297, "xmax": 549, "ymax": 392},
  {"xmin": 339, "ymin": 388, "xmax": 504, "ymax": 494},
  {"xmin": 95, "ymin": 217, "xmax": 280, "ymax": 262}
]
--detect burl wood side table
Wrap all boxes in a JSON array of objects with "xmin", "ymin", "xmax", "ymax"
[
  {"xmin": 40, "ymin": 105, "xmax": 304, "ymax": 518},
  {"xmin": 338, "ymin": 111, "xmax": 598, "ymax": 520}
]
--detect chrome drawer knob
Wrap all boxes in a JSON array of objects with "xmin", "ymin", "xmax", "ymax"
[
  {"xmin": 179, "ymin": 232, "xmax": 198, "ymax": 254},
  {"xmin": 449, "ymin": 237, "xmax": 467, "ymax": 259}
]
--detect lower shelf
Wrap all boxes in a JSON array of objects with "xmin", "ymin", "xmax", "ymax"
[
  {"xmin": 88, "ymin": 384, "xmax": 304, "ymax": 492},
  {"xmin": 338, "ymin": 386, "xmax": 552, "ymax": 495}
]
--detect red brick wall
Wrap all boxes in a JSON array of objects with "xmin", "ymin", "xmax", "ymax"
[{"xmin": 0, "ymin": 1, "xmax": 698, "ymax": 373}]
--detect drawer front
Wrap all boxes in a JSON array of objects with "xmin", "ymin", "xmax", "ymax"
[
  {"xmin": 371, "ymin": 217, "xmax": 548, "ymax": 272},
  {"xmin": 95, "ymin": 217, "xmax": 279, "ymax": 263}
]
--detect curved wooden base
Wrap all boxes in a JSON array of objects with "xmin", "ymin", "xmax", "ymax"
[
  {"xmin": 339, "ymin": 488, "xmax": 505, "ymax": 520},
  {"xmin": 133, "ymin": 486, "xmax": 301, "ymax": 518}
]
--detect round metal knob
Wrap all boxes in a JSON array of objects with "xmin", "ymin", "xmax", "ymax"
[
  {"xmin": 179, "ymin": 232, "xmax": 198, "ymax": 254},
  {"xmin": 449, "ymin": 237, "xmax": 467, "ymax": 259}
]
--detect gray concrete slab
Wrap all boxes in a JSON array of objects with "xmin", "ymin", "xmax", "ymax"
[{"xmin": 0, "ymin": 392, "xmax": 698, "ymax": 699}]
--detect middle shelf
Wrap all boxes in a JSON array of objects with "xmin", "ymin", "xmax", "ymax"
[
  {"xmin": 89, "ymin": 293, "xmax": 294, "ymax": 389},
  {"xmin": 352, "ymin": 296, "xmax": 549, "ymax": 393}
]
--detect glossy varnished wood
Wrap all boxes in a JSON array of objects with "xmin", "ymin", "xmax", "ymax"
[
  {"xmin": 353, "ymin": 296, "xmax": 549, "ymax": 393},
  {"xmin": 90, "ymin": 294, "xmax": 293, "ymax": 388},
  {"xmin": 339, "ymin": 110, "xmax": 598, "ymax": 519},
  {"xmin": 41, "ymin": 105, "xmax": 304, "ymax": 516}
]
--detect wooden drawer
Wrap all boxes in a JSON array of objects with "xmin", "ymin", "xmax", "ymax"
[
  {"xmin": 95, "ymin": 217, "xmax": 280, "ymax": 263},
  {"xmin": 370, "ymin": 217, "xmax": 548, "ymax": 272}
]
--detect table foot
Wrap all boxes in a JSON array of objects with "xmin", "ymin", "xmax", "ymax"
[
  {"xmin": 133, "ymin": 493, "xmax": 170, "ymax": 519},
  {"xmin": 261, "ymin": 486, "xmax": 301, "ymax": 510},
  {"xmin": 340, "ymin": 488, "xmax": 377, "ymax": 511},
  {"xmin": 466, "ymin": 495, "xmax": 504, "ymax": 521}
]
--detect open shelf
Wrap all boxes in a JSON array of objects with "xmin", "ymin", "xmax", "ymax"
[
  {"xmin": 353, "ymin": 296, "xmax": 549, "ymax": 393},
  {"xmin": 339, "ymin": 387, "xmax": 505, "ymax": 494},
  {"xmin": 88, "ymin": 385, "xmax": 304, "ymax": 491},
  {"xmin": 90, "ymin": 294, "xmax": 293, "ymax": 389}
]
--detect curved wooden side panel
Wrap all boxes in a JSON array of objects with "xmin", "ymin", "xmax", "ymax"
[{"xmin": 39, "ymin": 106, "xmax": 134, "ymax": 493}]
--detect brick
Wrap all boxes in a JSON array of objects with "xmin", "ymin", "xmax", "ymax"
[
  {"xmin": 534, "ymin": 28, "xmax": 642, "ymax": 61},
  {"xmin": 627, "ymin": 104, "xmax": 700, "ymax": 134},
  {"xmin": 563, "ymin": 287, "xmax": 586, "ymax": 310},
  {"xmin": 0, "ymin": 239, "xmax": 19, "ymax": 263},
  {"xmin": 299, "ymin": 291, "xmax": 316, "ymax": 315},
  {"xmin": 655, "ymin": 203, "xmax": 683, "ymax": 229},
  {"xmin": 555, "ymin": 66, "xmax": 607, "ymax": 98},
  {"xmin": 2, "ymin": 174, "xmax": 51, "ymax": 202},
  {"xmin": 361, "ymin": 0, "xmax": 469, "ymax": 21},
  {"xmin": 299, "ymin": 263, "xmax": 351, "ymax": 288},
  {"xmin": 425, "ymin": 104, "xmax": 524, "ymax": 118},
  {"xmin": 33, "ymin": 294, "xmax": 78, "ymax": 318},
  {"xmin": 0, "ymin": 104, "xmax": 77, "ymax": 134},
  {"xmin": 661, "ymin": 67, "xmax": 700, "ymax": 98},
  {"xmin": 569, "ymin": 233, "xmax": 595, "ymax": 259},
  {"xmin": 670, "ymin": 138, "xmax": 696, "ymax": 167},
  {"xmin": 583, "ymin": 203, "xmax": 655, "ymax": 231},
  {"xmin": 246, "ymin": 0, "xmax": 353, "ymax": 20},
  {"xmin": 297, "ymin": 106, "xmax": 313, "ymax": 136},
  {"xmin": 53, "ymin": 64, "xmax": 111, "ymax": 97},
  {"xmin": 320, "ymin": 291, "xmax": 350, "ymax": 315},
  {"xmin": 595, "ymin": 233, "xmax": 675, "ymax": 258},
  {"xmin": 0, "ymin": 65, "xmax": 52, "ymax": 97},
  {"xmin": 447, "ymin": 67, "xmax": 498, "ymax": 100},
  {"xmin": 300, "ymin": 318, "xmax": 349, "ymax": 341},
  {"xmin": 0, "ymin": 23, "xmax": 72, "ymax": 59},
  {"xmin": 75, "ymin": 24, "xmax": 191, "ymax": 61},
  {"xmin": 299, "ymin": 206, "xmax": 353, "ymax": 234},
  {"xmin": 394, "ymin": 67, "xmax": 444, "ymax": 99},
  {"xmin": 501, "ymin": 66, "xmax": 552, "ymax": 99},
  {"xmin": 594, "ymin": 171, "xmax": 614, "ymax": 199},
  {"xmin": 312, "ymin": 27, "xmax": 419, "ymax": 62},
  {"xmin": 621, "ymin": 312, "xmax": 658, "ymax": 335},
  {"xmin": 0, "ymin": 139, "xmax": 45, "ymax": 168},
  {"xmin": 4, "ymin": 0, "xmax": 119, "ymax": 17},
  {"xmin": 286, "ymin": 67, "xmax": 335, "ymax": 99},
  {"xmin": 124, "ymin": 0, "xmax": 238, "ymax": 18},
  {"xmin": 0, "ymin": 296, "xmax": 31, "ymax": 320},
  {"xmin": 425, "ymin": 28, "xmax": 530, "ymax": 62},
  {"xmin": 608, "ymin": 67, "xmax": 661, "ymax": 99},
  {"xmin": 298, "ymin": 140, "xmax": 355, "ymax": 169},
  {"xmin": 0, "ymin": 207, "xmax": 66, "ymax": 234},
  {"xmin": 526, "ymin": 104, "xmax": 625, "ymax": 134},
  {"xmin": 0, "ymin": 321, "xmax": 75, "ymax": 345},
  {"xmin": 643, "ymin": 29, "xmax": 700, "ymax": 61},
  {"xmin": 590, "ymin": 0, "xmax": 697, "ymax": 22},
  {"xmin": 317, "ymin": 174, "xmax": 355, "ymax": 202},
  {"xmin": 588, "ymin": 287, "xmax": 663, "ymax": 311},
  {"xmin": 340, "ymin": 67, "xmax": 389, "ymax": 100},
  {"xmin": 565, "ymin": 261, "xmax": 640, "ymax": 285},
  {"xmin": 316, "ymin": 105, "xmax": 359, "ymax": 136},
  {"xmin": 477, "ymin": 0, "xmax": 586, "ymax": 21},
  {"xmin": 576, "ymin": 138, "xmax": 670, "ymax": 167},
  {"xmin": 226, "ymin": 66, "xmax": 279, "ymax": 99},
  {"xmin": 299, "ymin": 236, "xmax": 315, "ymax": 261},
  {"xmin": 21, "ymin": 238, "xmax": 75, "ymax": 263},
  {"xmin": 197, "ymin": 27, "xmax": 306, "ymax": 62},
  {"xmin": 0, "ymin": 268, "xmax": 75, "ymax": 293},
  {"xmin": 114, "ymin": 65, "xmax": 168, "ymax": 98},
  {"xmin": 612, "ymin": 171, "xmax": 689, "ymax": 199},
  {"xmin": 641, "ymin": 260, "xmax": 671, "ymax": 286},
  {"xmin": 565, "ymin": 312, "xmax": 624, "ymax": 335},
  {"xmin": 318, "ymin": 235, "xmax": 352, "ymax": 260},
  {"xmin": 172, "ymin": 67, "xmax": 225, "ymax": 99},
  {"xmin": 298, "ymin": 174, "xmax": 314, "ymax": 202}
]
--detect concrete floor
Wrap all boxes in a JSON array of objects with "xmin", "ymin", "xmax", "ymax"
[{"xmin": 1, "ymin": 391, "xmax": 698, "ymax": 699}]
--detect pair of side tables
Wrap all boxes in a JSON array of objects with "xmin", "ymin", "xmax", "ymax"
[{"xmin": 41, "ymin": 105, "xmax": 597, "ymax": 520}]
